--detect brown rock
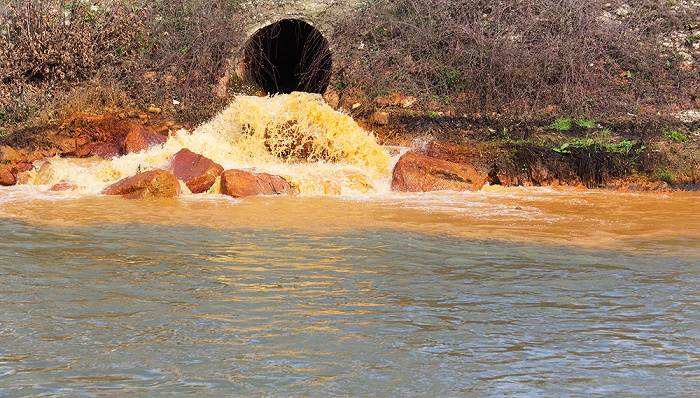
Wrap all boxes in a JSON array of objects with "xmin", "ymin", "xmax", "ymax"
[
  {"xmin": 371, "ymin": 111, "xmax": 390, "ymax": 125},
  {"xmin": 14, "ymin": 162, "xmax": 33, "ymax": 173},
  {"xmin": 391, "ymin": 151, "xmax": 487, "ymax": 192},
  {"xmin": 255, "ymin": 173, "xmax": 297, "ymax": 196},
  {"xmin": 78, "ymin": 142, "xmax": 122, "ymax": 159},
  {"xmin": 50, "ymin": 180, "xmax": 77, "ymax": 191},
  {"xmin": 168, "ymin": 148, "xmax": 224, "ymax": 193},
  {"xmin": 75, "ymin": 144, "xmax": 93, "ymax": 158},
  {"xmin": 59, "ymin": 138, "xmax": 77, "ymax": 155},
  {"xmin": 75, "ymin": 136, "xmax": 90, "ymax": 147},
  {"xmin": 123, "ymin": 127, "xmax": 167, "ymax": 154},
  {"xmin": 95, "ymin": 143, "xmax": 122, "ymax": 159},
  {"xmin": 0, "ymin": 164, "xmax": 16, "ymax": 186},
  {"xmin": 220, "ymin": 169, "xmax": 296, "ymax": 197},
  {"xmin": 102, "ymin": 169, "xmax": 181, "ymax": 199},
  {"xmin": 0, "ymin": 146, "xmax": 24, "ymax": 162},
  {"xmin": 322, "ymin": 86, "xmax": 340, "ymax": 109}
]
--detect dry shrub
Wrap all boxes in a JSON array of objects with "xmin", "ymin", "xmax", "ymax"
[
  {"xmin": 0, "ymin": 0, "xmax": 247, "ymax": 127},
  {"xmin": 2, "ymin": 0, "xmax": 698, "ymax": 130},
  {"xmin": 0, "ymin": 0, "xmax": 139, "ymax": 124},
  {"xmin": 124, "ymin": 0, "xmax": 247, "ymax": 122},
  {"xmin": 0, "ymin": 1, "xmax": 136, "ymax": 83},
  {"xmin": 331, "ymin": 0, "xmax": 699, "ymax": 117}
]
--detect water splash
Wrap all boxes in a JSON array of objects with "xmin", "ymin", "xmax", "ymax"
[{"xmin": 25, "ymin": 92, "xmax": 394, "ymax": 196}]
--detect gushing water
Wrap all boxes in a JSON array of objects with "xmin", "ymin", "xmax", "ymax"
[
  {"xmin": 25, "ymin": 92, "xmax": 393, "ymax": 196},
  {"xmin": 1, "ymin": 91, "xmax": 699, "ymax": 397}
]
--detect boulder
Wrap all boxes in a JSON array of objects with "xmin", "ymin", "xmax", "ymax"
[
  {"xmin": 220, "ymin": 169, "xmax": 296, "ymax": 197},
  {"xmin": 0, "ymin": 146, "xmax": 24, "ymax": 163},
  {"xmin": 0, "ymin": 164, "xmax": 16, "ymax": 186},
  {"xmin": 167, "ymin": 148, "xmax": 223, "ymax": 193},
  {"xmin": 102, "ymin": 169, "xmax": 181, "ymax": 199},
  {"xmin": 59, "ymin": 138, "xmax": 77, "ymax": 155},
  {"xmin": 371, "ymin": 111, "xmax": 390, "ymax": 125},
  {"xmin": 391, "ymin": 151, "xmax": 487, "ymax": 192},
  {"xmin": 89, "ymin": 142, "xmax": 122, "ymax": 159},
  {"xmin": 123, "ymin": 127, "xmax": 167, "ymax": 154},
  {"xmin": 14, "ymin": 162, "xmax": 33, "ymax": 173},
  {"xmin": 50, "ymin": 180, "xmax": 77, "ymax": 191}
]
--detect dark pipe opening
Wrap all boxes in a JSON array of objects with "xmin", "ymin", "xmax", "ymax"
[{"xmin": 243, "ymin": 19, "xmax": 332, "ymax": 95}]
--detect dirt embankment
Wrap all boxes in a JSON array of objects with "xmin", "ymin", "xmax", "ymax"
[
  {"xmin": 1, "ymin": 102, "xmax": 698, "ymax": 191},
  {"xmin": 369, "ymin": 110, "xmax": 700, "ymax": 191}
]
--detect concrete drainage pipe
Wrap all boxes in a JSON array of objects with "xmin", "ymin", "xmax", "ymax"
[{"xmin": 242, "ymin": 19, "xmax": 332, "ymax": 95}]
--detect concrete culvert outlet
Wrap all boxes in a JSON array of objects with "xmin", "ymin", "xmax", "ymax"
[{"xmin": 243, "ymin": 19, "xmax": 332, "ymax": 95}]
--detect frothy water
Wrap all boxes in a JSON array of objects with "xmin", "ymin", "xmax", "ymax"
[
  {"xmin": 24, "ymin": 92, "xmax": 394, "ymax": 196},
  {"xmin": 1, "ymin": 93, "xmax": 699, "ymax": 396}
]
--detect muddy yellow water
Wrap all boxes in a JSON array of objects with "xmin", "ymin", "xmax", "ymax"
[
  {"xmin": 1, "ymin": 187, "xmax": 698, "ymax": 255},
  {"xmin": 1, "ymin": 93, "xmax": 698, "ymax": 396},
  {"xmin": 1, "ymin": 188, "xmax": 699, "ymax": 396}
]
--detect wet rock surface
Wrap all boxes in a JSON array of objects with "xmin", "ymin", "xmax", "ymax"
[
  {"xmin": 168, "ymin": 148, "xmax": 224, "ymax": 194},
  {"xmin": 391, "ymin": 151, "xmax": 487, "ymax": 192},
  {"xmin": 0, "ymin": 164, "xmax": 16, "ymax": 186},
  {"xmin": 123, "ymin": 127, "xmax": 167, "ymax": 154},
  {"xmin": 102, "ymin": 169, "xmax": 181, "ymax": 199},
  {"xmin": 220, "ymin": 169, "xmax": 296, "ymax": 197}
]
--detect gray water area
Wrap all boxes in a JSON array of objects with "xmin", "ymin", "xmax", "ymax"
[{"xmin": 0, "ymin": 219, "xmax": 698, "ymax": 397}]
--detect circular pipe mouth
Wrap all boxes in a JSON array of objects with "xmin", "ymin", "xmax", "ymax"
[{"xmin": 242, "ymin": 19, "xmax": 332, "ymax": 95}]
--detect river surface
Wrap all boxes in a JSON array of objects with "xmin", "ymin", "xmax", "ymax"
[
  {"xmin": 1, "ymin": 93, "xmax": 699, "ymax": 396},
  {"xmin": 0, "ymin": 189, "xmax": 698, "ymax": 397}
]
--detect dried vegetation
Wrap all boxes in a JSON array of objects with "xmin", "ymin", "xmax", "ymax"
[{"xmin": 0, "ymin": 0, "xmax": 699, "ymax": 186}]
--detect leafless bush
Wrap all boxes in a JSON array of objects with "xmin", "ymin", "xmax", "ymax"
[
  {"xmin": 2, "ymin": 0, "xmax": 697, "ymax": 130},
  {"xmin": 0, "ymin": 0, "xmax": 246, "ymax": 127},
  {"xmin": 124, "ymin": 0, "xmax": 247, "ymax": 120},
  {"xmin": 331, "ymin": 0, "xmax": 699, "ymax": 117},
  {"xmin": 0, "ymin": 0, "xmax": 139, "ymax": 123}
]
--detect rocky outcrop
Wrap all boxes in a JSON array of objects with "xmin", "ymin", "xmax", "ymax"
[
  {"xmin": 220, "ymin": 169, "xmax": 296, "ymax": 197},
  {"xmin": 167, "ymin": 148, "xmax": 223, "ymax": 193},
  {"xmin": 123, "ymin": 127, "xmax": 167, "ymax": 154},
  {"xmin": 0, "ymin": 164, "xmax": 16, "ymax": 186},
  {"xmin": 0, "ymin": 146, "xmax": 24, "ymax": 163},
  {"xmin": 76, "ymin": 142, "xmax": 122, "ymax": 159},
  {"xmin": 102, "ymin": 169, "xmax": 181, "ymax": 199},
  {"xmin": 391, "ymin": 151, "xmax": 487, "ymax": 192}
]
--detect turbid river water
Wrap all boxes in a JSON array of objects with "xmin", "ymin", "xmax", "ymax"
[{"xmin": 1, "ymin": 94, "xmax": 698, "ymax": 396}]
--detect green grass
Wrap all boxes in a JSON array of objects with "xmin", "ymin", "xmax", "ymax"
[
  {"xmin": 549, "ymin": 117, "xmax": 572, "ymax": 131},
  {"xmin": 664, "ymin": 129, "xmax": 687, "ymax": 143},
  {"xmin": 654, "ymin": 169, "xmax": 675, "ymax": 184},
  {"xmin": 575, "ymin": 118, "xmax": 597, "ymax": 129},
  {"xmin": 553, "ymin": 139, "xmax": 590, "ymax": 154},
  {"xmin": 500, "ymin": 128, "xmax": 531, "ymax": 145},
  {"xmin": 553, "ymin": 134, "xmax": 640, "ymax": 156},
  {"xmin": 548, "ymin": 117, "xmax": 596, "ymax": 131}
]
